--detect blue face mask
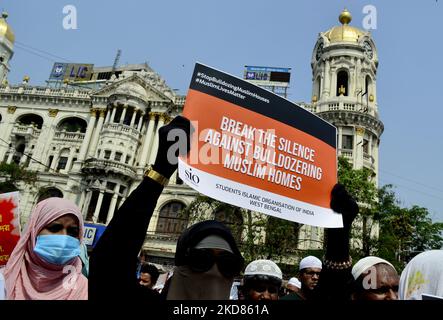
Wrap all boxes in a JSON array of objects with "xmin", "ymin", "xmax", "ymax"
[{"xmin": 34, "ymin": 235, "xmax": 81, "ymax": 265}]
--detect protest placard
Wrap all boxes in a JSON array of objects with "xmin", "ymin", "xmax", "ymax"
[
  {"xmin": 0, "ymin": 192, "xmax": 20, "ymax": 266},
  {"xmin": 179, "ymin": 63, "xmax": 341, "ymax": 228}
]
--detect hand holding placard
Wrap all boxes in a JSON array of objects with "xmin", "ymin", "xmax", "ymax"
[{"xmin": 153, "ymin": 115, "xmax": 193, "ymax": 178}]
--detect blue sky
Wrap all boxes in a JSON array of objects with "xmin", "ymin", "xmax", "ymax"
[{"xmin": 3, "ymin": 0, "xmax": 443, "ymax": 223}]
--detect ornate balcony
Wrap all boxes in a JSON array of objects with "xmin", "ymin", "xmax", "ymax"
[
  {"xmin": 102, "ymin": 123, "xmax": 141, "ymax": 141},
  {"xmin": 315, "ymin": 97, "xmax": 379, "ymax": 118},
  {"xmin": 53, "ymin": 130, "xmax": 85, "ymax": 142},
  {"xmin": 11, "ymin": 124, "xmax": 41, "ymax": 139},
  {"xmin": 339, "ymin": 149, "xmax": 353, "ymax": 161},
  {"xmin": 82, "ymin": 158, "xmax": 136, "ymax": 179}
]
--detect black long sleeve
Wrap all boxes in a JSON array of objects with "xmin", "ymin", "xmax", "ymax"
[
  {"xmin": 88, "ymin": 177, "xmax": 164, "ymax": 300},
  {"xmin": 316, "ymin": 227, "xmax": 354, "ymax": 300}
]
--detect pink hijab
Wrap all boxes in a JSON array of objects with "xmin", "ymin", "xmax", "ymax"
[{"xmin": 3, "ymin": 197, "xmax": 88, "ymax": 300}]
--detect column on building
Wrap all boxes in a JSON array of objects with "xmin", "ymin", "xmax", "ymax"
[
  {"xmin": 78, "ymin": 189, "xmax": 89, "ymax": 219},
  {"xmin": 331, "ymin": 66, "xmax": 337, "ymax": 98},
  {"xmin": 323, "ymin": 60, "xmax": 331, "ymax": 98},
  {"xmin": 130, "ymin": 108, "xmax": 138, "ymax": 127},
  {"xmin": 110, "ymin": 103, "xmax": 118, "ymax": 123},
  {"xmin": 92, "ymin": 190, "xmax": 105, "ymax": 223},
  {"xmin": 148, "ymin": 113, "xmax": 166, "ymax": 165},
  {"xmin": 368, "ymin": 134, "xmax": 373, "ymax": 158},
  {"xmin": 35, "ymin": 111, "xmax": 58, "ymax": 170},
  {"xmin": 51, "ymin": 152, "xmax": 59, "ymax": 171},
  {"xmin": 137, "ymin": 111, "xmax": 145, "ymax": 131},
  {"xmin": 373, "ymin": 137, "xmax": 380, "ymax": 185},
  {"xmin": 356, "ymin": 58, "xmax": 363, "ymax": 104},
  {"xmin": 119, "ymin": 105, "xmax": 128, "ymax": 124},
  {"xmin": 77, "ymin": 109, "xmax": 98, "ymax": 161},
  {"xmin": 338, "ymin": 126, "xmax": 343, "ymax": 150},
  {"xmin": 354, "ymin": 127, "xmax": 365, "ymax": 169},
  {"xmin": 0, "ymin": 111, "xmax": 16, "ymax": 161},
  {"xmin": 106, "ymin": 183, "xmax": 120, "ymax": 224},
  {"xmin": 139, "ymin": 112, "xmax": 157, "ymax": 168},
  {"xmin": 88, "ymin": 109, "xmax": 106, "ymax": 158},
  {"xmin": 65, "ymin": 147, "xmax": 76, "ymax": 172},
  {"xmin": 6, "ymin": 147, "xmax": 14, "ymax": 164},
  {"xmin": 104, "ymin": 106, "xmax": 111, "ymax": 123}
]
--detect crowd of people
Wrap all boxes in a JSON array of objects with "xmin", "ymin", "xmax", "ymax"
[{"xmin": 0, "ymin": 116, "xmax": 442, "ymax": 301}]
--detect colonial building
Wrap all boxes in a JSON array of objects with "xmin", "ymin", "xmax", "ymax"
[{"xmin": 0, "ymin": 9, "xmax": 383, "ymax": 265}]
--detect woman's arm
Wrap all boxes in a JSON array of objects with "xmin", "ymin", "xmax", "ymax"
[
  {"xmin": 318, "ymin": 184, "xmax": 359, "ymax": 300},
  {"xmin": 88, "ymin": 116, "xmax": 192, "ymax": 300}
]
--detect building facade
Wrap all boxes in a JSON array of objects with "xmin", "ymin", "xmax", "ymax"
[{"xmin": 0, "ymin": 9, "xmax": 383, "ymax": 264}]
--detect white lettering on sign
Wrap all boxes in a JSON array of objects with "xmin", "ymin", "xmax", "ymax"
[{"xmin": 83, "ymin": 227, "xmax": 97, "ymax": 246}]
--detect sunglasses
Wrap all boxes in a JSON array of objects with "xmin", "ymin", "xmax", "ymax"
[{"xmin": 187, "ymin": 248, "xmax": 244, "ymax": 278}]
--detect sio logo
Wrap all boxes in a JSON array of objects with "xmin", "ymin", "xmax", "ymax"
[{"xmin": 185, "ymin": 168, "xmax": 200, "ymax": 186}]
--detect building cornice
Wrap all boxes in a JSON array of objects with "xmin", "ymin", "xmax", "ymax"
[{"xmin": 318, "ymin": 110, "xmax": 384, "ymax": 137}]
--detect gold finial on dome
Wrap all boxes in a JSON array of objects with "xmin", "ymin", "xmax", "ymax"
[
  {"xmin": 0, "ymin": 11, "xmax": 15, "ymax": 43},
  {"xmin": 339, "ymin": 8, "xmax": 352, "ymax": 25},
  {"xmin": 324, "ymin": 8, "xmax": 363, "ymax": 43}
]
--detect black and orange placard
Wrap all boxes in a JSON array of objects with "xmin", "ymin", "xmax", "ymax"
[{"xmin": 178, "ymin": 63, "xmax": 341, "ymax": 228}]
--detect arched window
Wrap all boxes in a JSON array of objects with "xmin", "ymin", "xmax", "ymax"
[
  {"xmin": 336, "ymin": 70, "xmax": 349, "ymax": 96},
  {"xmin": 17, "ymin": 114, "xmax": 44, "ymax": 129},
  {"xmin": 37, "ymin": 187, "xmax": 63, "ymax": 203},
  {"xmin": 57, "ymin": 117, "xmax": 87, "ymax": 133},
  {"xmin": 156, "ymin": 201, "xmax": 187, "ymax": 236}
]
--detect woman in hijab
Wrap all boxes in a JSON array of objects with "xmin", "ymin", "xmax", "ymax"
[
  {"xmin": 399, "ymin": 250, "xmax": 443, "ymax": 300},
  {"xmin": 2, "ymin": 197, "xmax": 88, "ymax": 300},
  {"xmin": 163, "ymin": 220, "xmax": 244, "ymax": 300}
]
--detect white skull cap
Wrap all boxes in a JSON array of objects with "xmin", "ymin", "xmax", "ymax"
[
  {"xmin": 351, "ymin": 256, "xmax": 395, "ymax": 280},
  {"xmin": 244, "ymin": 259, "xmax": 283, "ymax": 280},
  {"xmin": 288, "ymin": 277, "xmax": 301, "ymax": 289},
  {"xmin": 299, "ymin": 256, "xmax": 322, "ymax": 271}
]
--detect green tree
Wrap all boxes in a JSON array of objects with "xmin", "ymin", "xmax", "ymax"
[
  {"xmin": 337, "ymin": 157, "xmax": 443, "ymax": 269},
  {"xmin": 0, "ymin": 162, "xmax": 37, "ymax": 193},
  {"xmin": 378, "ymin": 199, "xmax": 443, "ymax": 268}
]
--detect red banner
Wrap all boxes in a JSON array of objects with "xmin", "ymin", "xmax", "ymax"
[{"xmin": 0, "ymin": 192, "xmax": 20, "ymax": 266}]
